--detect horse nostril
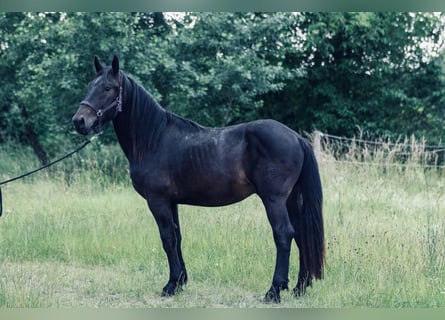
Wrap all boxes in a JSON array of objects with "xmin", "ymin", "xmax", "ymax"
[{"xmin": 73, "ymin": 115, "xmax": 85, "ymax": 131}]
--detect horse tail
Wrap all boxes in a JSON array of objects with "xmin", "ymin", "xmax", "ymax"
[{"xmin": 296, "ymin": 137, "xmax": 325, "ymax": 280}]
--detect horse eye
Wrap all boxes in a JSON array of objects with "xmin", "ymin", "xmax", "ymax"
[{"xmin": 105, "ymin": 87, "xmax": 111, "ymax": 92}]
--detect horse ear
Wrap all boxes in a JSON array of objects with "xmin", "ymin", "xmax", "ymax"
[
  {"xmin": 94, "ymin": 56, "xmax": 103, "ymax": 73},
  {"xmin": 112, "ymin": 55, "xmax": 119, "ymax": 75}
]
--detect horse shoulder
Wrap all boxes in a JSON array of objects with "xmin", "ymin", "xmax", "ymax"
[{"xmin": 129, "ymin": 154, "xmax": 174, "ymax": 198}]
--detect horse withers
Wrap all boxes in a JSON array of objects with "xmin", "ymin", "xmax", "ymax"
[{"xmin": 72, "ymin": 56, "xmax": 325, "ymax": 303}]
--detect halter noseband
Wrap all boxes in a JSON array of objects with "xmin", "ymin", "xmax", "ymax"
[{"xmin": 80, "ymin": 73, "xmax": 123, "ymax": 119}]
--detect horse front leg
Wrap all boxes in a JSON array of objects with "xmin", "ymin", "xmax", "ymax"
[
  {"xmin": 147, "ymin": 198, "xmax": 186, "ymax": 296},
  {"xmin": 171, "ymin": 202, "xmax": 188, "ymax": 287}
]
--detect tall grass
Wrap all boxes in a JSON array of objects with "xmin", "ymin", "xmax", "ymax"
[
  {"xmin": 316, "ymin": 134, "xmax": 445, "ymax": 307},
  {"xmin": 0, "ymin": 137, "xmax": 444, "ymax": 307}
]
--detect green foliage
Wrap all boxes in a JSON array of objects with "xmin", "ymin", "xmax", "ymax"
[
  {"xmin": 0, "ymin": 12, "xmax": 170, "ymax": 158},
  {"xmin": 156, "ymin": 12, "xmax": 294, "ymax": 126},
  {"xmin": 1, "ymin": 12, "xmax": 445, "ymax": 162},
  {"xmin": 261, "ymin": 12, "xmax": 445, "ymax": 142}
]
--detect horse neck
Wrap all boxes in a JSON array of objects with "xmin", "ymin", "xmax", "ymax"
[{"xmin": 113, "ymin": 76, "xmax": 167, "ymax": 163}]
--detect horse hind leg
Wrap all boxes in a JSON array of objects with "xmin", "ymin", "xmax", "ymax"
[
  {"xmin": 262, "ymin": 195, "xmax": 295, "ymax": 303},
  {"xmin": 286, "ymin": 186, "xmax": 312, "ymax": 297}
]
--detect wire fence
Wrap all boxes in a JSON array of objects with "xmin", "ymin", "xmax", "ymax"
[{"xmin": 312, "ymin": 131, "xmax": 445, "ymax": 169}]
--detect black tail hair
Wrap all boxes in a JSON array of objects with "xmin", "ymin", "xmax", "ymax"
[{"xmin": 297, "ymin": 138, "xmax": 325, "ymax": 279}]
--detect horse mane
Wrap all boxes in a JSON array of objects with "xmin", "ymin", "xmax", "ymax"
[
  {"xmin": 125, "ymin": 75, "xmax": 205, "ymax": 161},
  {"xmin": 126, "ymin": 76, "xmax": 168, "ymax": 160},
  {"xmin": 169, "ymin": 112, "xmax": 206, "ymax": 132}
]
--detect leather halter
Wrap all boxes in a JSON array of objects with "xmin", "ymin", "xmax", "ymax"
[{"xmin": 80, "ymin": 73, "xmax": 123, "ymax": 119}]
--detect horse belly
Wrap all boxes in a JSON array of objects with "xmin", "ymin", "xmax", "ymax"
[
  {"xmin": 178, "ymin": 187, "xmax": 254, "ymax": 207},
  {"xmin": 175, "ymin": 169, "xmax": 255, "ymax": 207}
]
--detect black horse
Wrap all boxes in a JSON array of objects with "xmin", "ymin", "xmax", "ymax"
[{"xmin": 72, "ymin": 56, "xmax": 324, "ymax": 303}]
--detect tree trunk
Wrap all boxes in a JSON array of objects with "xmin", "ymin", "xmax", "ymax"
[{"xmin": 18, "ymin": 103, "xmax": 49, "ymax": 165}]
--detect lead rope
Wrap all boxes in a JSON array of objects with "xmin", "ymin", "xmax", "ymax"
[{"xmin": 0, "ymin": 133, "xmax": 100, "ymax": 217}]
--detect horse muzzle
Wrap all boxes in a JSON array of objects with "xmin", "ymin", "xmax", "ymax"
[{"xmin": 72, "ymin": 106, "xmax": 99, "ymax": 135}]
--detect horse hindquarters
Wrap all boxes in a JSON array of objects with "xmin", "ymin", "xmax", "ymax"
[{"xmin": 245, "ymin": 121, "xmax": 304, "ymax": 302}]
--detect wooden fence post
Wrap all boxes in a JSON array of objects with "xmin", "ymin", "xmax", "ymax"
[{"xmin": 312, "ymin": 130, "xmax": 322, "ymax": 157}]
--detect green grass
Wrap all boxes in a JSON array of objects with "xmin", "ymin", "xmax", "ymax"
[{"xmin": 0, "ymin": 141, "xmax": 444, "ymax": 307}]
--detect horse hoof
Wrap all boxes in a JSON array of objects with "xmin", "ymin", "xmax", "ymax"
[
  {"xmin": 292, "ymin": 287, "xmax": 304, "ymax": 298},
  {"xmin": 161, "ymin": 291, "xmax": 173, "ymax": 297},
  {"xmin": 263, "ymin": 288, "xmax": 281, "ymax": 303},
  {"xmin": 161, "ymin": 285, "xmax": 176, "ymax": 297},
  {"xmin": 161, "ymin": 288, "xmax": 174, "ymax": 297},
  {"xmin": 161, "ymin": 280, "xmax": 185, "ymax": 297},
  {"xmin": 293, "ymin": 279, "xmax": 311, "ymax": 297}
]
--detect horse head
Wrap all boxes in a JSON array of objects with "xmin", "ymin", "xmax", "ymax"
[{"xmin": 72, "ymin": 55, "xmax": 122, "ymax": 135}]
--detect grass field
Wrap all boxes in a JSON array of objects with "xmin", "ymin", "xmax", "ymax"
[{"xmin": 0, "ymin": 139, "xmax": 444, "ymax": 307}]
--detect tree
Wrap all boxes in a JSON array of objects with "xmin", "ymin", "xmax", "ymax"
[
  {"xmin": 1, "ymin": 12, "xmax": 445, "ymax": 163},
  {"xmin": 261, "ymin": 12, "xmax": 445, "ymax": 143},
  {"xmin": 0, "ymin": 12, "xmax": 171, "ymax": 161},
  {"xmin": 152, "ymin": 12, "xmax": 295, "ymax": 127}
]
